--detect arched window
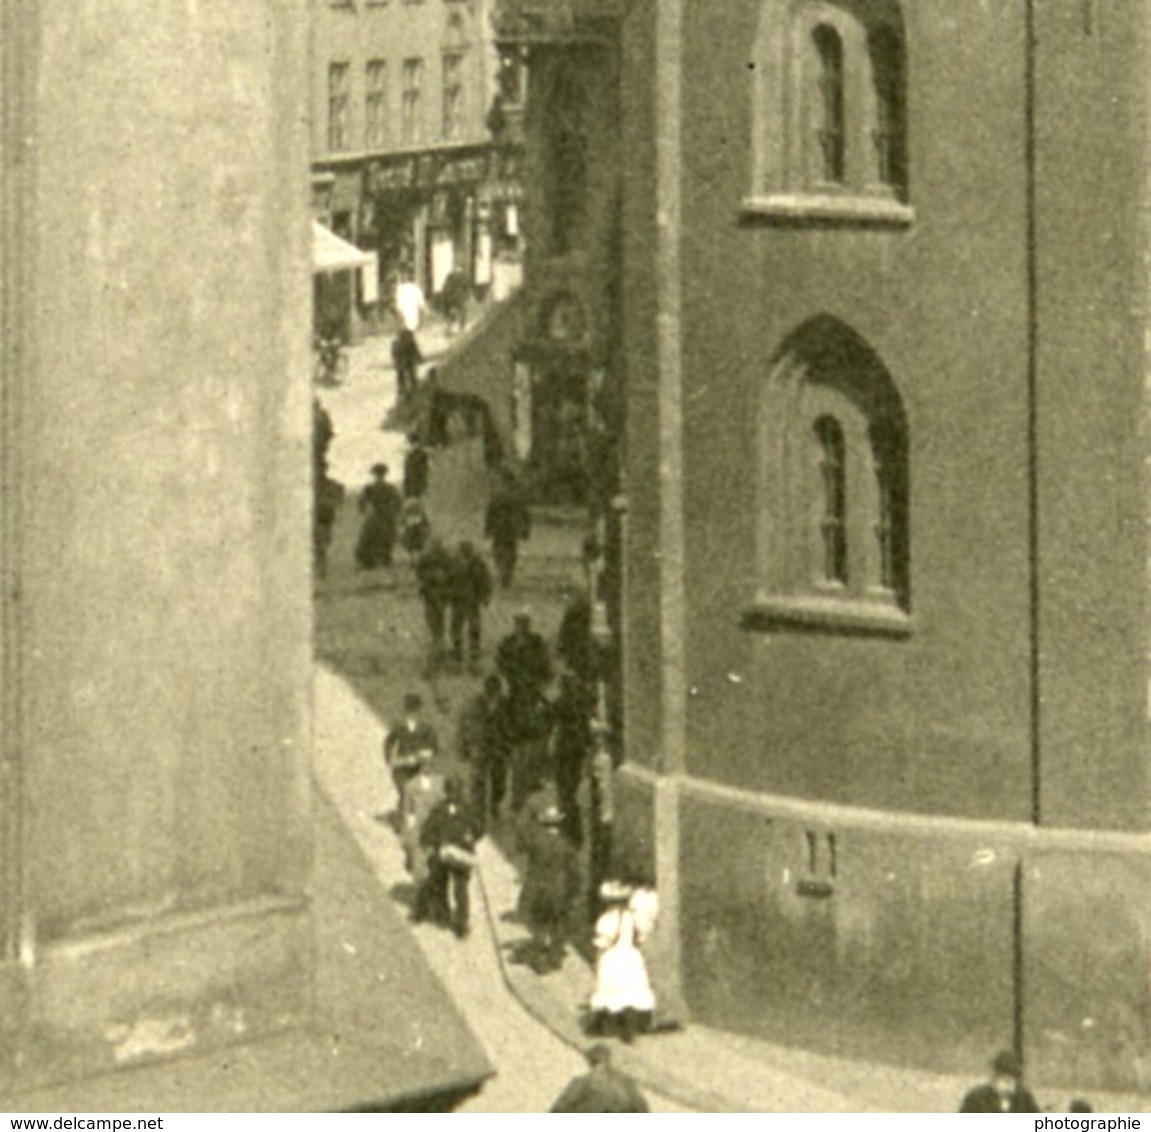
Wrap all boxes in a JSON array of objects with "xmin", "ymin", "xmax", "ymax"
[
  {"xmin": 814, "ymin": 415, "xmax": 847, "ymax": 583},
  {"xmin": 868, "ymin": 25, "xmax": 907, "ymax": 199},
  {"xmin": 754, "ymin": 316, "xmax": 910, "ymax": 634},
  {"xmin": 746, "ymin": 0, "xmax": 910, "ymax": 223},
  {"xmin": 811, "ymin": 25, "xmax": 845, "ymax": 185}
]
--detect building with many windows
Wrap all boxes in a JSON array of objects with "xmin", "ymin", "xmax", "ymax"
[
  {"xmin": 310, "ymin": 0, "xmax": 523, "ymax": 339},
  {"xmin": 488, "ymin": 0, "xmax": 1151, "ymax": 1096},
  {"xmin": 0, "ymin": 3, "xmax": 488, "ymax": 1109}
]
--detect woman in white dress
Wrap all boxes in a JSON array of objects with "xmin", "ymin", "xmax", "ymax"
[{"xmin": 588, "ymin": 881, "xmax": 655, "ymax": 1043}]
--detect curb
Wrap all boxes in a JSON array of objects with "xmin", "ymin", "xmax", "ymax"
[{"xmin": 474, "ymin": 853, "xmax": 750, "ymax": 1114}]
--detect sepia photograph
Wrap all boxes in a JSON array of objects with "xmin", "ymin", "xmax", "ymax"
[{"xmin": 1, "ymin": 0, "xmax": 1149, "ymax": 1115}]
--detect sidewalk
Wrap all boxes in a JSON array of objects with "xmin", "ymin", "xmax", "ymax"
[{"xmin": 314, "ymin": 315, "xmax": 1150, "ymax": 1114}]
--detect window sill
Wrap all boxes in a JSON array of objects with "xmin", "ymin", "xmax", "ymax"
[
  {"xmin": 740, "ymin": 193, "xmax": 914, "ymax": 228},
  {"xmin": 741, "ymin": 595, "xmax": 913, "ymax": 638}
]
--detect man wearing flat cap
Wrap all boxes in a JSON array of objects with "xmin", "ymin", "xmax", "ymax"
[{"xmin": 959, "ymin": 1049, "xmax": 1041, "ymax": 1112}]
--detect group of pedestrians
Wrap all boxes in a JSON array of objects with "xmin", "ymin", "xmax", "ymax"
[{"xmin": 384, "ymin": 691, "xmax": 480, "ymax": 939}]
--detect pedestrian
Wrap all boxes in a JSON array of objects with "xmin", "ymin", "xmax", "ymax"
[
  {"xmin": 556, "ymin": 591, "xmax": 597, "ymax": 684},
  {"xmin": 425, "ymin": 368, "xmax": 451, "ymax": 449},
  {"xmin": 588, "ymin": 724, "xmax": 615, "ymax": 915},
  {"xmin": 959, "ymin": 1050, "xmax": 1041, "ymax": 1113},
  {"xmin": 383, "ymin": 693, "xmax": 439, "ymax": 811},
  {"xmin": 588, "ymin": 880, "xmax": 655, "ymax": 1044},
  {"xmin": 517, "ymin": 802, "xmax": 581, "ymax": 973},
  {"xmin": 394, "ymin": 274, "xmax": 426, "ymax": 332},
  {"xmin": 551, "ymin": 666, "xmax": 595, "ymax": 845},
  {"xmin": 403, "ymin": 434, "xmax": 431, "ymax": 500},
  {"xmin": 440, "ymin": 266, "xmax": 469, "ymax": 335},
  {"xmin": 313, "ymin": 473, "xmax": 344, "ymax": 579},
  {"xmin": 416, "ymin": 539, "xmax": 457, "ymax": 675},
  {"xmin": 400, "ymin": 750, "xmax": 445, "ymax": 918},
  {"xmin": 457, "ymin": 674, "xmax": 512, "ymax": 832},
  {"xmin": 313, "ymin": 396, "xmax": 334, "ymax": 479},
  {"xmin": 496, "ymin": 609, "xmax": 553, "ymax": 702},
  {"xmin": 354, "ymin": 463, "xmax": 402, "ymax": 571},
  {"xmin": 549, "ymin": 1043, "xmax": 649, "ymax": 1113},
  {"xmin": 448, "ymin": 541, "xmax": 493, "ymax": 672},
  {"xmin": 399, "ymin": 497, "xmax": 431, "ymax": 565},
  {"xmin": 420, "ymin": 776, "xmax": 480, "ymax": 938},
  {"xmin": 391, "ymin": 326, "xmax": 422, "ymax": 401},
  {"xmin": 497, "ymin": 609, "xmax": 555, "ymax": 811},
  {"xmin": 484, "ymin": 472, "xmax": 532, "ymax": 588}
]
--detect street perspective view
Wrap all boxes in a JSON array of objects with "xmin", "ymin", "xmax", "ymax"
[{"xmin": 3, "ymin": 0, "xmax": 1151, "ymax": 1117}]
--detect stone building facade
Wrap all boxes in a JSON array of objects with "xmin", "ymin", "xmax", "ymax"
[
  {"xmin": 310, "ymin": 0, "xmax": 523, "ymax": 334},
  {"xmin": 604, "ymin": 0, "xmax": 1151, "ymax": 1094}
]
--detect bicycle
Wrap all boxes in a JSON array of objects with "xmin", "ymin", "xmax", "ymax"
[{"xmin": 313, "ymin": 335, "xmax": 349, "ymax": 386}]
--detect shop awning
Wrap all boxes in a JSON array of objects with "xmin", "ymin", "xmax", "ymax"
[{"xmin": 312, "ymin": 221, "xmax": 372, "ymax": 274}]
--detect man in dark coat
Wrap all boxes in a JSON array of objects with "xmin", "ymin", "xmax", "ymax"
[
  {"xmin": 403, "ymin": 435, "xmax": 431, "ymax": 499},
  {"xmin": 549, "ymin": 1044, "xmax": 649, "ymax": 1113},
  {"xmin": 391, "ymin": 327, "xmax": 422, "ymax": 400},
  {"xmin": 484, "ymin": 475, "xmax": 531, "ymax": 588},
  {"xmin": 959, "ymin": 1050, "xmax": 1041, "ymax": 1113},
  {"xmin": 416, "ymin": 540, "xmax": 456, "ymax": 675},
  {"xmin": 496, "ymin": 610, "xmax": 555, "ymax": 810},
  {"xmin": 457, "ymin": 674, "xmax": 512, "ymax": 831},
  {"xmin": 448, "ymin": 541, "xmax": 493, "ymax": 671},
  {"xmin": 420, "ymin": 776, "xmax": 480, "ymax": 938},
  {"xmin": 496, "ymin": 610, "xmax": 553, "ymax": 702},
  {"xmin": 383, "ymin": 693, "xmax": 440, "ymax": 809},
  {"xmin": 551, "ymin": 667, "xmax": 595, "ymax": 845}
]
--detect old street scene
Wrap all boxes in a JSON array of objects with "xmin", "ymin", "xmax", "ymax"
[{"xmin": 3, "ymin": 0, "xmax": 1151, "ymax": 1115}]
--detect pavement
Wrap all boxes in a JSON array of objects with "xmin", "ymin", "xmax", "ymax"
[{"xmin": 312, "ymin": 318, "xmax": 1151, "ymax": 1114}]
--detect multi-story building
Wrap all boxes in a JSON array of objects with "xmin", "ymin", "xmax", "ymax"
[
  {"xmin": 609, "ymin": 0, "xmax": 1151, "ymax": 1094},
  {"xmin": 310, "ymin": 0, "xmax": 523, "ymax": 339},
  {"xmin": 0, "ymin": 4, "xmax": 487, "ymax": 1109}
]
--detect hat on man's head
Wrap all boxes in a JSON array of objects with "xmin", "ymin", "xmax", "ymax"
[
  {"xmin": 513, "ymin": 606, "xmax": 532, "ymax": 623},
  {"xmin": 991, "ymin": 1050, "xmax": 1022, "ymax": 1079},
  {"xmin": 371, "ymin": 462, "xmax": 388, "ymax": 476},
  {"xmin": 403, "ymin": 692, "xmax": 423, "ymax": 713},
  {"xmin": 585, "ymin": 1044, "xmax": 612, "ymax": 1068},
  {"xmin": 538, "ymin": 804, "xmax": 563, "ymax": 827}
]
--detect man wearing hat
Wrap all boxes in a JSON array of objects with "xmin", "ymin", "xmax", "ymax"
[
  {"xmin": 401, "ymin": 748, "xmax": 445, "ymax": 919},
  {"xmin": 959, "ymin": 1049, "xmax": 1041, "ymax": 1112},
  {"xmin": 384, "ymin": 693, "xmax": 439, "ymax": 810},
  {"xmin": 549, "ymin": 1044, "xmax": 649, "ymax": 1113},
  {"xmin": 517, "ymin": 799, "xmax": 580, "ymax": 973},
  {"xmin": 496, "ymin": 609, "xmax": 554, "ymax": 811},
  {"xmin": 420, "ymin": 776, "xmax": 480, "ymax": 938}
]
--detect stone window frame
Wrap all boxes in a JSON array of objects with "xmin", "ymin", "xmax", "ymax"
[
  {"xmin": 745, "ymin": 315, "xmax": 911, "ymax": 638},
  {"xmin": 327, "ymin": 62, "xmax": 352, "ymax": 154},
  {"xmin": 401, "ymin": 58, "xmax": 425, "ymax": 146},
  {"xmin": 743, "ymin": 0, "xmax": 913, "ymax": 228},
  {"xmin": 441, "ymin": 51, "xmax": 466, "ymax": 143},
  {"xmin": 365, "ymin": 59, "xmax": 388, "ymax": 151}
]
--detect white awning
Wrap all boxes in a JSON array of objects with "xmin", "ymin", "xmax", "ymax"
[{"xmin": 312, "ymin": 221, "xmax": 372, "ymax": 274}]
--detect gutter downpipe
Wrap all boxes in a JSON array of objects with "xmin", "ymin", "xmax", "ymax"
[{"xmin": 1020, "ymin": 0, "xmax": 1039, "ymax": 1069}]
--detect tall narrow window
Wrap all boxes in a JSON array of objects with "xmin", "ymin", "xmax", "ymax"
[
  {"xmin": 365, "ymin": 60, "xmax": 387, "ymax": 150},
  {"xmin": 442, "ymin": 53, "xmax": 464, "ymax": 141},
  {"xmin": 401, "ymin": 58, "xmax": 424, "ymax": 145},
  {"xmin": 869, "ymin": 26, "xmax": 907, "ymax": 198},
  {"xmin": 869, "ymin": 419, "xmax": 908, "ymax": 599},
  {"xmin": 815, "ymin": 415, "xmax": 847, "ymax": 584},
  {"xmin": 328, "ymin": 62, "xmax": 351, "ymax": 152},
  {"xmin": 812, "ymin": 25, "xmax": 845, "ymax": 184}
]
